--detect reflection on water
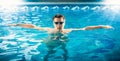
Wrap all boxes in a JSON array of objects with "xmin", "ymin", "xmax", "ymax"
[{"xmin": 0, "ymin": 4, "xmax": 120, "ymax": 61}]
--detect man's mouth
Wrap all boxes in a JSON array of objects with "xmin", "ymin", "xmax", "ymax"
[{"xmin": 57, "ymin": 27, "xmax": 61, "ymax": 29}]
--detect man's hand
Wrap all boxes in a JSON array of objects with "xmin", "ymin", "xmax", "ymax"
[
  {"xmin": 8, "ymin": 24, "xmax": 17, "ymax": 26},
  {"xmin": 101, "ymin": 25, "xmax": 113, "ymax": 29}
]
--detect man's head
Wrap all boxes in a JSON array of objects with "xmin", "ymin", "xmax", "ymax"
[{"xmin": 53, "ymin": 14, "xmax": 65, "ymax": 30}]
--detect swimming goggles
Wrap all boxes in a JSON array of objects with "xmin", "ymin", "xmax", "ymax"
[{"xmin": 54, "ymin": 22, "xmax": 64, "ymax": 24}]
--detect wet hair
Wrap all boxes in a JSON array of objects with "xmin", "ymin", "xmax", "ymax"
[{"xmin": 53, "ymin": 14, "xmax": 65, "ymax": 20}]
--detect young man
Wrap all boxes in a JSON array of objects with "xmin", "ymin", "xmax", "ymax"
[{"xmin": 9, "ymin": 14, "xmax": 112, "ymax": 61}]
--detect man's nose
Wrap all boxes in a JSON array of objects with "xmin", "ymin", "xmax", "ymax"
[
  {"xmin": 57, "ymin": 25, "xmax": 61, "ymax": 27},
  {"xmin": 56, "ymin": 24, "xmax": 60, "ymax": 26}
]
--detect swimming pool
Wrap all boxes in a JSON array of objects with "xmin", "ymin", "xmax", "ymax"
[{"xmin": 0, "ymin": 3, "xmax": 120, "ymax": 61}]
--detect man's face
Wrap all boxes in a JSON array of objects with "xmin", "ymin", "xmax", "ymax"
[{"xmin": 53, "ymin": 17, "xmax": 65, "ymax": 30}]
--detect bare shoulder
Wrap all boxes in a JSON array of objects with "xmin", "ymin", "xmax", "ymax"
[
  {"xmin": 44, "ymin": 27, "xmax": 53, "ymax": 31},
  {"xmin": 45, "ymin": 28, "xmax": 54, "ymax": 33},
  {"xmin": 63, "ymin": 29, "xmax": 72, "ymax": 33}
]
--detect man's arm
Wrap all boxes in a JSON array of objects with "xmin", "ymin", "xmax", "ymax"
[
  {"xmin": 8, "ymin": 24, "xmax": 51, "ymax": 31},
  {"xmin": 69, "ymin": 25, "xmax": 113, "ymax": 31}
]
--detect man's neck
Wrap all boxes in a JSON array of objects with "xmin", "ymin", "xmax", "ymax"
[{"xmin": 54, "ymin": 28, "xmax": 63, "ymax": 32}]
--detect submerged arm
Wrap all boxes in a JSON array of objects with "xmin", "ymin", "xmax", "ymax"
[
  {"xmin": 70, "ymin": 25, "xmax": 113, "ymax": 31},
  {"xmin": 8, "ymin": 24, "xmax": 51, "ymax": 31}
]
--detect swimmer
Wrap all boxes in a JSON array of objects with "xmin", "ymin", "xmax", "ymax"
[{"xmin": 9, "ymin": 14, "xmax": 112, "ymax": 61}]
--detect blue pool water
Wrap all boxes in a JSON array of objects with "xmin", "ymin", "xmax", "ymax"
[{"xmin": 0, "ymin": 3, "xmax": 120, "ymax": 61}]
